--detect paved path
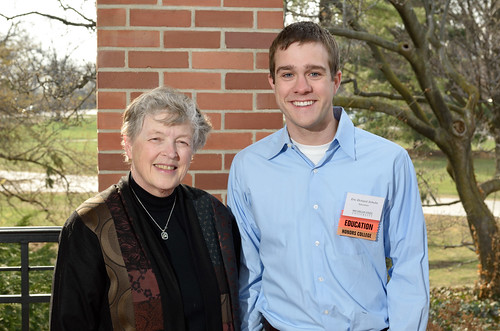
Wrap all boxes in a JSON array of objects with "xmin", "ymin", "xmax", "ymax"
[
  {"xmin": 2, "ymin": 170, "xmax": 500, "ymax": 217},
  {"xmin": 422, "ymin": 197, "xmax": 500, "ymax": 217},
  {"xmin": 0, "ymin": 170, "xmax": 98, "ymax": 193}
]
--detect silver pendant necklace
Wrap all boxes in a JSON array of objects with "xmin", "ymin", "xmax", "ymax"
[{"xmin": 131, "ymin": 187, "xmax": 176, "ymax": 240}]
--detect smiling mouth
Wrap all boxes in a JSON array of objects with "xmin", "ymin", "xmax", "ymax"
[
  {"xmin": 292, "ymin": 100, "xmax": 314, "ymax": 107},
  {"xmin": 155, "ymin": 164, "xmax": 176, "ymax": 170}
]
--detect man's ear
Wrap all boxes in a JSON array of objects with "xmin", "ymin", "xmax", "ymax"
[
  {"xmin": 268, "ymin": 74, "xmax": 276, "ymax": 91},
  {"xmin": 333, "ymin": 70, "xmax": 342, "ymax": 94}
]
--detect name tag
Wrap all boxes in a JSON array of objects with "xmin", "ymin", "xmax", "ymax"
[{"xmin": 337, "ymin": 193, "xmax": 385, "ymax": 241}]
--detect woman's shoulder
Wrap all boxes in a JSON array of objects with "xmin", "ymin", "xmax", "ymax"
[{"xmin": 180, "ymin": 184, "xmax": 217, "ymax": 202}]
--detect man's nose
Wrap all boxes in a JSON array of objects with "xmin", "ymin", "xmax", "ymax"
[{"xmin": 294, "ymin": 75, "xmax": 312, "ymax": 93}]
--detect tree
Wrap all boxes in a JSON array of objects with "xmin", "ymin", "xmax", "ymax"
[
  {"xmin": 0, "ymin": 25, "xmax": 96, "ymax": 223},
  {"xmin": 285, "ymin": 0, "xmax": 500, "ymax": 299}
]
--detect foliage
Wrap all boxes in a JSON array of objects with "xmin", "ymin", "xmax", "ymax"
[
  {"xmin": 428, "ymin": 287, "xmax": 499, "ymax": 330},
  {"xmin": 0, "ymin": 26, "xmax": 96, "ymax": 224},
  {"xmin": 0, "ymin": 242, "xmax": 57, "ymax": 331}
]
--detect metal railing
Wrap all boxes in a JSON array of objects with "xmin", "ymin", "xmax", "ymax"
[{"xmin": 0, "ymin": 226, "xmax": 61, "ymax": 331}]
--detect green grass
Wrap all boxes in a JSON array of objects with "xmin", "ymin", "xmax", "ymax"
[
  {"xmin": 426, "ymin": 214, "xmax": 479, "ymax": 288},
  {"xmin": 413, "ymin": 155, "xmax": 495, "ymax": 197},
  {"xmin": 0, "ymin": 114, "xmax": 97, "ymax": 176},
  {"xmin": 0, "ymin": 192, "xmax": 94, "ymax": 227}
]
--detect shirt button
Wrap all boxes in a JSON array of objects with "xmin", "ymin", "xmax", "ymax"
[
  {"xmin": 313, "ymin": 169, "xmax": 318, "ymax": 173},
  {"xmin": 315, "ymin": 241, "xmax": 320, "ymax": 246},
  {"xmin": 313, "ymin": 204, "xmax": 318, "ymax": 210},
  {"xmin": 318, "ymin": 277, "xmax": 324, "ymax": 282},
  {"xmin": 323, "ymin": 310, "xmax": 329, "ymax": 315}
]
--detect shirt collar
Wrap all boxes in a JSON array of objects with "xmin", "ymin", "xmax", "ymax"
[
  {"xmin": 333, "ymin": 107, "xmax": 356, "ymax": 160},
  {"xmin": 263, "ymin": 107, "xmax": 356, "ymax": 160}
]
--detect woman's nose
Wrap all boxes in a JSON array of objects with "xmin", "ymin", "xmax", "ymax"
[{"xmin": 162, "ymin": 142, "xmax": 178, "ymax": 159}]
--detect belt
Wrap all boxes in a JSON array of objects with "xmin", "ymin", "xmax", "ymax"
[
  {"xmin": 263, "ymin": 318, "xmax": 389, "ymax": 331},
  {"xmin": 262, "ymin": 318, "xmax": 279, "ymax": 331}
]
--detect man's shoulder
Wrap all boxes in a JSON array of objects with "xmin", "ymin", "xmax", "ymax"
[
  {"xmin": 355, "ymin": 127, "xmax": 408, "ymax": 157},
  {"xmin": 234, "ymin": 129, "xmax": 284, "ymax": 160}
]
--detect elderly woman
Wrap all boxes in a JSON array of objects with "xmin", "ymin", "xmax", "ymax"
[{"xmin": 50, "ymin": 86, "xmax": 240, "ymax": 331}]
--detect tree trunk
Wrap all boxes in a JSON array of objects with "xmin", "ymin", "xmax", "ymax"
[
  {"xmin": 448, "ymin": 139, "xmax": 500, "ymax": 299},
  {"xmin": 494, "ymin": 133, "xmax": 500, "ymax": 178}
]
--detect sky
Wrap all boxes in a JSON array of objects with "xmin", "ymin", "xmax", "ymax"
[{"xmin": 0, "ymin": 0, "xmax": 97, "ymax": 64}]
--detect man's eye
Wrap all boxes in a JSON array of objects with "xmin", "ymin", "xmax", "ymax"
[
  {"xmin": 309, "ymin": 72, "xmax": 321, "ymax": 78},
  {"xmin": 282, "ymin": 73, "xmax": 293, "ymax": 79}
]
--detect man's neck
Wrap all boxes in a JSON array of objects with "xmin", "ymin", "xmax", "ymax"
[{"xmin": 288, "ymin": 118, "xmax": 339, "ymax": 146}]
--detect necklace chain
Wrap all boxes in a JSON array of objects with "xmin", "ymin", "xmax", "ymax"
[{"xmin": 130, "ymin": 187, "xmax": 176, "ymax": 240}]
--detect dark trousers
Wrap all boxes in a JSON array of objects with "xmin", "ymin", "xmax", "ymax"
[{"xmin": 262, "ymin": 318, "xmax": 389, "ymax": 331}]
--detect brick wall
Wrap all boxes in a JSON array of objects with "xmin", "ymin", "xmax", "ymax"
[{"xmin": 96, "ymin": 0, "xmax": 284, "ymax": 202}]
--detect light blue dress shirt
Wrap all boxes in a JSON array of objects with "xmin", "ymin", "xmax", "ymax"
[{"xmin": 227, "ymin": 107, "xmax": 429, "ymax": 331}]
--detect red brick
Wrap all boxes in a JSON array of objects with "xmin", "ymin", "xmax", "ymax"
[
  {"xmin": 162, "ymin": 0, "xmax": 220, "ymax": 6},
  {"xmin": 257, "ymin": 11, "xmax": 284, "ymax": 29},
  {"xmin": 204, "ymin": 132, "xmax": 252, "ymax": 149},
  {"xmin": 256, "ymin": 52, "xmax": 269, "ymax": 69},
  {"xmin": 130, "ymin": 91, "xmax": 145, "ymax": 101},
  {"xmin": 98, "ymin": 0, "xmax": 156, "ymax": 4},
  {"xmin": 98, "ymin": 132, "xmax": 123, "ymax": 151},
  {"xmin": 197, "ymin": 93, "xmax": 253, "ymax": 110},
  {"xmin": 164, "ymin": 31, "xmax": 220, "ymax": 48},
  {"xmin": 224, "ymin": 0, "xmax": 283, "ymax": 8},
  {"xmin": 225, "ymin": 72, "xmax": 269, "ymax": 90},
  {"xmin": 181, "ymin": 172, "xmax": 193, "ymax": 186},
  {"xmin": 98, "ymin": 112, "xmax": 124, "ymax": 130},
  {"xmin": 98, "ymin": 30, "xmax": 160, "ymax": 47},
  {"xmin": 164, "ymin": 72, "xmax": 220, "ymax": 90},
  {"xmin": 97, "ymin": 50, "xmax": 125, "ymax": 68},
  {"xmin": 226, "ymin": 32, "xmax": 277, "ymax": 49},
  {"xmin": 256, "ymin": 131, "xmax": 275, "ymax": 141},
  {"xmin": 192, "ymin": 51, "xmax": 253, "ymax": 70},
  {"xmin": 98, "ymin": 173, "xmax": 127, "ymax": 192},
  {"xmin": 257, "ymin": 93, "xmax": 278, "ymax": 109},
  {"xmin": 98, "ymin": 153, "xmax": 129, "ymax": 171},
  {"xmin": 195, "ymin": 173, "xmax": 228, "ymax": 191},
  {"xmin": 130, "ymin": 9, "xmax": 191, "ymax": 27},
  {"xmin": 190, "ymin": 153, "xmax": 222, "ymax": 170},
  {"xmin": 97, "ymin": 8, "xmax": 126, "ymax": 27},
  {"xmin": 97, "ymin": 92, "xmax": 127, "ymax": 110},
  {"xmin": 98, "ymin": 72, "xmax": 159, "ymax": 89},
  {"xmin": 195, "ymin": 10, "xmax": 252, "ymax": 28},
  {"xmin": 205, "ymin": 112, "xmax": 221, "ymax": 130},
  {"xmin": 226, "ymin": 112, "xmax": 283, "ymax": 130},
  {"xmin": 224, "ymin": 153, "xmax": 237, "ymax": 170},
  {"xmin": 129, "ymin": 51, "xmax": 189, "ymax": 68}
]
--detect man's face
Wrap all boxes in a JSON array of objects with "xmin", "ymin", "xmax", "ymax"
[
  {"xmin": 269, "ymin": 41, "xmax": 341, "ymax": 144},
  {"xmin": 124, "ymin": 113, "xmax": 194, "ymax": 197}
]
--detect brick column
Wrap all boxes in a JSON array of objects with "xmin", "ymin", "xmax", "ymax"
[{"xmin": 96, "ymin": 0, "xmax": 284, "ymax": 201}]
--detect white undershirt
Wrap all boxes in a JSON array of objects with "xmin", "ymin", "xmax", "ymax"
[{"xmin": 291, "ymin": 138, "xmax": 333, "ymax": 165}]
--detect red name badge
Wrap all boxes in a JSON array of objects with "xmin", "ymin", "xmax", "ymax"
[{"xmin": 337, "ymin": 211, "xmax": 380, "ymax": 241}]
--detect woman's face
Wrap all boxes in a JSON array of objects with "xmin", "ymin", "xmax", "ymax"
[{"xmin": 124, "ymin": 113, "xmax": 194, "ymax": 197}]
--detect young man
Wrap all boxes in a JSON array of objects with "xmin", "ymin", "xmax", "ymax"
[{"xmin": 227, "ymin": 21, "xmax": 429, "ymax": 331}]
